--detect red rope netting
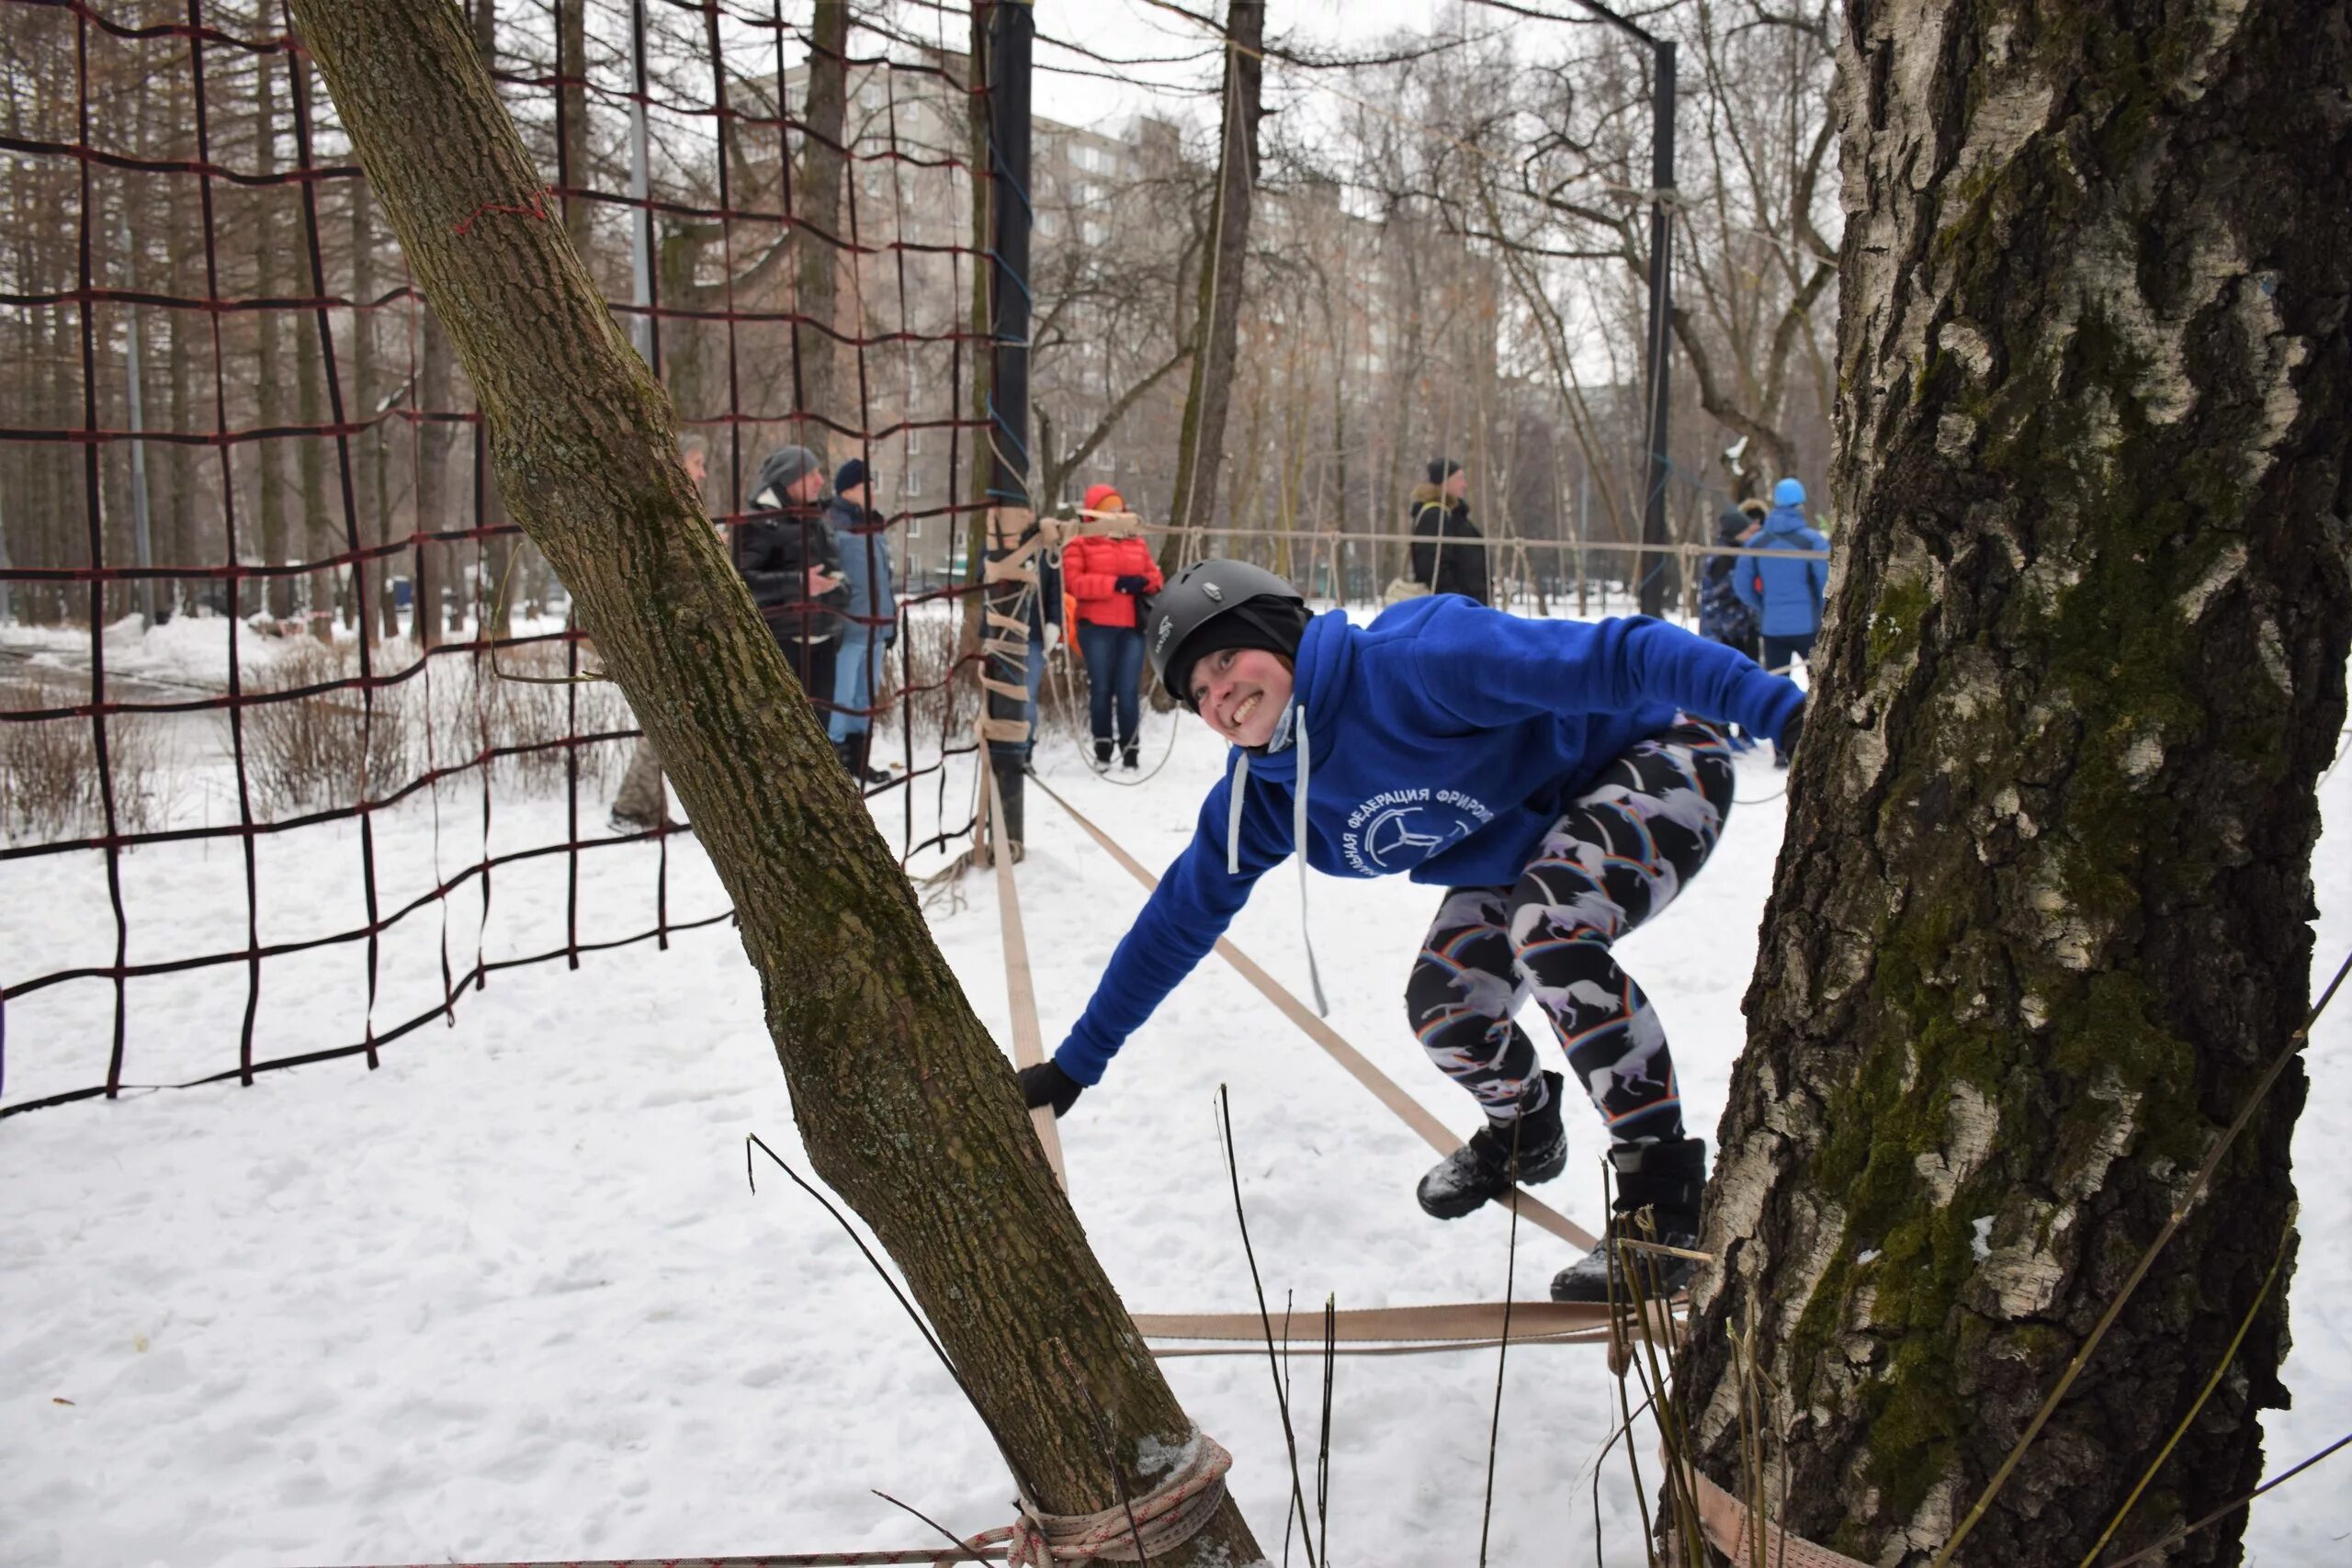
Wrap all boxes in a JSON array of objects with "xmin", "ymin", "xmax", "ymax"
[{"xmin": 0, "ymin": 0, "xmax": 1001, "ymax": 1115}]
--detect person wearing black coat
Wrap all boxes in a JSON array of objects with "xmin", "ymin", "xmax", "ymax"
[
  {"xmin": 1408, "ymin": 457, "xmax": 1491, "ymax": 605},
  {"xmin": 1698, "ymin": 499, "xmax": 1765, "ymax": 662},
  {"xmin": 735, "ymin": 443, "xmax": 848, "ymax": 716}
]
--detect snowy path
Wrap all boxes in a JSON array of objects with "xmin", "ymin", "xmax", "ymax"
[{"xmin": 5, "ymin": 708, "xmax": 2348, "ymax": 1565}]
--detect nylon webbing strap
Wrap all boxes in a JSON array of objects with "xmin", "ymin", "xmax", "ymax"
[
  {"xmin": 1026, "ymin": 775, "xmax": 1600, "ymax": 1253},
  {"xmin": 1134, "ymin": 1297, "xmax": 1680, "ymax": 1359},
  {"xmin": 983, "ymin": 764, "xmax": 1066, "ymax": 1186},
  {"xmin": 1688, "ymin": 1455, "xmax": 1876, "ymax": 1568}
]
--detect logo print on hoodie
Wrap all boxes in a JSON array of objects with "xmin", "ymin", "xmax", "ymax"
[{"xmin": 1340, "ymin": 787, "xmax": 1494, "ymax": 874}]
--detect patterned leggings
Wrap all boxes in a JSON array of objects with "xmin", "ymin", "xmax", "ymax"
[{"xmin": 1404, "ymin": 722, "xmax": 1736, "ymax": 1146}]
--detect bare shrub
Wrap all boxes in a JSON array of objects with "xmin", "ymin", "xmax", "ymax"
[
  {"xmin": 1, "ymin": 668, "xmax": 177, "ymax": 841},
  {"xmin": 425, "ymin": 640, "xmax": 633, "ymax": 791},
  {"xmin": 237, "ymin": 642, "xmax": 412, "ymax": 820}
]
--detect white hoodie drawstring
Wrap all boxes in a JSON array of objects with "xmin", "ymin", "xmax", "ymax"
[
  {"xmin": 1226, "ymin": 751, "xmax": 1249, "ymax": 875},
  {"xmin": 1294, "ymin": 706, "xmax": 1328, "ymax": 1016},
  {"xmin": 1224, "ymin": 706, "xmax": 1328, "ymax": 1017}
]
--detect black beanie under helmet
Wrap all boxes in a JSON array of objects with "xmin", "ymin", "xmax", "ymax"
[{"xmin": 1167, "ymin": 598, "xmax": 1313, "ymax": 710}]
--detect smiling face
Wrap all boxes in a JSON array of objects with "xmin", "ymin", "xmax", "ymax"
[{"xmin": 1190, "ymin": 647, "xmax": 1294, "ymax": 748}]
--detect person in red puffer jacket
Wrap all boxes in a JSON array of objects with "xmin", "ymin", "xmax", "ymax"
[{"xmin": 1062, "ymin": 484, "xmax": 1164, "ymax": 769}]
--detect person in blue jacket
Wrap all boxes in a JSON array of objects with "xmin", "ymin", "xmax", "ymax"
[
  {"xmin": 1015, "ymin": 561, "xmax": 1806, "ymax": 1302},
  {"xmin": 1732, "ymin": 478, "xmax": 1830, "ymax": 766},
  {"xmin": 825, "ymin": 458, "xmax": 898, "ymax": 786}
]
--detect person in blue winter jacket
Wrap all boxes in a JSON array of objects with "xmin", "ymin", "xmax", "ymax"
[
  {"xmin": 1732, "ymin": 478, "xmax": 1831, "ymax": 766},
  {"xmin": 1015, "ymin": 561, "xmax": 1807, "ymax": 1302},
  {"xmin": 824, "ymin": 458, "xmax": 898, "ymax": 786}
]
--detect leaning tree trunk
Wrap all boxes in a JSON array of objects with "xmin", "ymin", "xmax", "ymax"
[
  {"xmin": 1159, "ymin": 0, "xmax": 1262, "ymax": 579},
  {"xmin": 285, "ymin": 5, "xmax": 1261, "ymax": 1561},
  {"xmin": 1683, "ymin": 5, "xmax": 2351, "ymax": 1565}
]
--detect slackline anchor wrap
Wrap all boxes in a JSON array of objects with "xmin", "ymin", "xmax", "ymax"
[{"xmin": 989, "ymin": 1429, "xmax": 1234, "ymax": 1564}]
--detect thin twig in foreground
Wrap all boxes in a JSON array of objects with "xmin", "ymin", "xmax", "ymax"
[{"xmin": 1218, "ymin": 1084, "xmax": 1320, "ymax": 1567}]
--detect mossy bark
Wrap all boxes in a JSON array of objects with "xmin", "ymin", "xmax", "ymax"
[
  {"xmin": 286, "ymin": 5, "xmax": 1262, "ymax": 1562},
  {"xmin": 1684, "ymin": 3, "xmax": 2352, "ymax": 1564}
]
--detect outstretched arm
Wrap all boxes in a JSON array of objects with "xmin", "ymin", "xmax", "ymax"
[
  {"xmin": 1047, "ymin": 771, "xmax": 1285, "ymax": 1100},
  {"xmin": 1417, "ymin": 604, "xmax": 1805, "ymax": 740}
]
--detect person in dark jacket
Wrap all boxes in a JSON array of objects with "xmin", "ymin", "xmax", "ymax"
[
  {"xmin": 1696, "ymin": 499, "xmax": 1764, "ymax": 662},
  {"xmin": 736, "ymin": 444, "xmax": 846, "ymax": 717},
  {"xmin": 1015, "ymin": 560, "xmax": 1807, "ymax": 1303},
  {"xmin": 1408, "ymin": 457, "xmax": 1490, "ymax": 605},
  {"xmin": 1732, "ymin": 478, "xmax": 1831, "ymax": 767},
  {"xmin": 825, "ymin": 457, "xmax": 897, "ymax": 785}
]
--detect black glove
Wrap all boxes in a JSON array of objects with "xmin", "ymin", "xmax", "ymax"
[
  {"xmin": 1114, "ymin": 574, "xmax": 1148, "ymax": 594},
  {"xmin": 1017, "ymin": 1060, "xmax": 1083, "ymax": 1117},
  {"xmin": 1779, "ymin": 700, "xmax": 1804, "ymax": 756}
]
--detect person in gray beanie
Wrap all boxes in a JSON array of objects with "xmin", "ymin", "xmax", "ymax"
[{"xmin": 735, "ymin": 443, "xmax": 846, "ymax": 718}]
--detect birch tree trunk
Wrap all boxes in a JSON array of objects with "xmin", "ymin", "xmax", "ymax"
[
  {"xmin": 285, "ymin": 5, "xmax": 1261, "ymax": 1559},
  {"xmin": 1684, "ymin": 4, "xmax": 2352, "ymax": 1564}
]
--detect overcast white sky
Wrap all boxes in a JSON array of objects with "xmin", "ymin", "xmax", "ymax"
[{"xmin": 930, "ymin": 1, "xmax": 1595, "ymax": 137}]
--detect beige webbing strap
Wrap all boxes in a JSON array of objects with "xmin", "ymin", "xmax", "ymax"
[
  {"xmin": 1687, "ymin": 1457, "xmax": 1876, "ymax": 1568},
  {"xmin": 1026, "ymin": 775, "xmax": 1600, "ymax": 1253},
  {"xmin": 1136, "ymin": 1297, "xmax": 1679, "ymax": 1359},
  {"xmin": 983, "ymin": 762, "xmax": 1066, "ymax": 1188}
]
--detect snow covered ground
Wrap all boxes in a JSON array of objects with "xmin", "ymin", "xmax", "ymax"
[{"xmin": 5, "ymin": 637, "xmax": 2349, "ymax": 1565}]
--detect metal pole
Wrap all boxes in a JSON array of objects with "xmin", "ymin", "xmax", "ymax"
[
  {"xmin": 627, "ymin": 0, "xmax": 655, "ymax": 366},
  {"xmin": 119, "ymin": 212, "xmax": 157, "ymax": 626},
  {"xmin": 1636, "ymin": 39, "xmax": 1676, "ymax": 618},
  {"xmin": 983, "ymin": 0, "xmax": 1035, "ymax": 848},
  {"xmin": 1577, "ymin": 464, "xmax": 1589, "ymax": 618},
  {"xmin": 0, "ymin": 489, "xmax": 15, "ymax": 626}
]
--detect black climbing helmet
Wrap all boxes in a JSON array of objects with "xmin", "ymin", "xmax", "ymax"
[{"xmin": 1146, "ymin": 559, "xmax": 1308, "ymax": 694}]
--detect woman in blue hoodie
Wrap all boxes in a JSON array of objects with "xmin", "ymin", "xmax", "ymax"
[{"xmin": 1016, "ymin": 561, "xmax": 1805, "ymax": 1302}]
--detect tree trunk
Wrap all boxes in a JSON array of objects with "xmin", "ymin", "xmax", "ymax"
[
  {"xmin": 1159, "ymin": 0, "xmax": 1262, "ymax": 577},
  {"xmin": 1683, "ymin": 5, "xmax": 2352, "ymax": 1565},
  {"xmin": 254, "ymin": 50, "xmax": 291, "ymax": 621},
  {"xmin": 293, "ymin": 47, "xmax": 335, "ymax": 642},
  {"xmin": 792, "ymin": 0, "xmax": 849, "ymax": 454},
  {"xmin": 350, "ymin": 177, "xmax": 401, "ymax": 642},
  {"xmin": 469, "ymin": 0, "xmax": 513, "ymax": 639},
  {"xmin": 413, "ymin": 298, "xmax": 456, "ymax": 648},
  {"xmin": 286, "ymin": 6, "xmax": 1262, "ymax": 1560},
  {"xmin": 558, "ymin": 0, "xmax": 591, "ymax": 256}
]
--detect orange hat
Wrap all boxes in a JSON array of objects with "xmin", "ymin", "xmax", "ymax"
[{"xmin": 1082, "ymin": 483, "xmax": 1125, "ymax": 515}]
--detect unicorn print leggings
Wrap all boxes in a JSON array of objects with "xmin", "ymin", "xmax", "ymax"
[{"xmin": 1404, "ymin": 720, "xmax": 1736, "ymax": 1146}]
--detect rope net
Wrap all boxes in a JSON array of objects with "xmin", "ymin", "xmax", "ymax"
[{"xmin": 0, "ymin": 0, "xmax": 1004, "ymax": 1114}]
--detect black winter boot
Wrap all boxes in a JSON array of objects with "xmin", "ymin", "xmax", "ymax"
[
  {"xmin": 832, "ymin": 736, "xmax": 861, "ymax": 777},
  {"xmin": 1416, "ymin": 1071, "xmax": 1568, "ymax": 1220},
  {"xmin": 850, "ymin": 732, "xmax": 893, "ymax": 786},
  {"xmin": 1093, "ymin": 738, "xmax": 1114, "ymax": 768},
  {"xmin": 1549, "ymin": 1136, "xmax": 1706, "ymax": 1303},
  {"xmin": 1121, "ymin": 742, "xmax": 1139, "ymax": 771}
]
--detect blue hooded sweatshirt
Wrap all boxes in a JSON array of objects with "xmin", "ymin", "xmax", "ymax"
[
  {"xmin": 1732, "ymin": 503, "xmax": 1831, "ymax": 639},
  {"xmin": 1052, "ymin": 596, "xmax": 1805, "ymax": 1086}
]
